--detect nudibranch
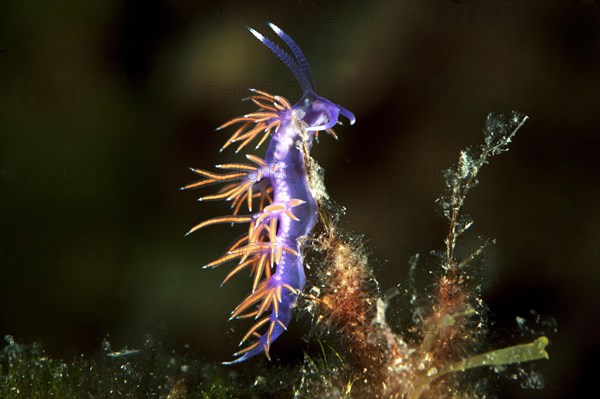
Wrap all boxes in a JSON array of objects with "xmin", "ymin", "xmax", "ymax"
[{"xmin": 183, "ymin": 23, "xmax": 355, "ymax": 363}]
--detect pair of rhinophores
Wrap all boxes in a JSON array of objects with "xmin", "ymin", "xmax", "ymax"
[{"xmin": 183, "ymin": 23, "xmax": 355, "ymax": 363}]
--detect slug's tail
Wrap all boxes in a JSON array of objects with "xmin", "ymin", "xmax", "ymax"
[
  {"xmin": 224, "ymin": 276, "xmax": 300, "ymax": 364},
  {"xmin": 185, "ymin": 200, "xmax": 304, "ymax": 363}
]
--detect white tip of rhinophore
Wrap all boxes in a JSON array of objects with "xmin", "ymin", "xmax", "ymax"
[
  {"xmin": 247, "ymin": 27, "xmax": 264, "ymax": 42},
  {"xmin": 268, "ymin": 22, "xmax": 282, "ymax": 34}
]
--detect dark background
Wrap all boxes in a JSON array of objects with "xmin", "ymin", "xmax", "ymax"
[{"xmin": 1, "ymin": 1, "xmax": 598, "ymax": 397}]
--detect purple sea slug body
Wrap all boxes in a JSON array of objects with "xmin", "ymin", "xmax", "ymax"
[{"xmin": 183, "ymin": 23, "xmax": 355, "ymax": 363}]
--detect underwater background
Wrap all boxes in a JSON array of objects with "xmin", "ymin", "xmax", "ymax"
[{"xmin": 1, "ymin": 0, "xmax": 598, "ymax": 397}]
